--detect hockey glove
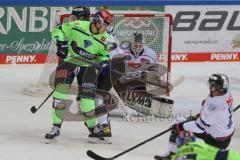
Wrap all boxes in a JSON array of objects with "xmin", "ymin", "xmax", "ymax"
[
  {"xmin": 56, "ymin": 40, "xmax": 68, "ymax": 59},
  {"xmin": 188, "ymin": 113, "xmax": 200, "ymax": 121},
  {"xmin": 172, "ymin": 122, "xmax": 185, "ymax": 136},
  {"xmin": 99, "ymin": 61, "xmax": 110, "ymax": 74}
]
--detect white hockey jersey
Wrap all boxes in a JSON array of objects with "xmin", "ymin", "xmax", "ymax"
[
  {"xmin": 110, "ymin": 46, "xmax": 158, "ymax": 72},
  {"xmin": 184, "ymin": 89, "xmax": 235, "ymax": 138}
]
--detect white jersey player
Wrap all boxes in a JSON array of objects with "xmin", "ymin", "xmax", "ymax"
[
  {"xmin": 110, "ymin": 32, "xmax": 157, "ymax": 72},
  {"xmin": 110, "ymin": 32, "xmax": 170, "ymax": 96},
  {"xmin": 154, "ymin": 73, "xmax": 235, "ymax": 160}
]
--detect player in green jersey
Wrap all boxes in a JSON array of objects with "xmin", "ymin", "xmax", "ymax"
[
  {"xmin": 171, "ymin": 141, "xmax": 240, "ymax": 160},
  {"xmin": 45, "ymin": 7, "xmax": 113, "ymax": 144}
]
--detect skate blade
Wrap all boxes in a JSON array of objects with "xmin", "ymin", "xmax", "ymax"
[
  {"xmin": 154, "ymin": 156, "xmax": 170, "ymax": 160},
  {"xmin": 88, "ymin": 137, "xmax": 112, "ymax": 144},
  {"xmin": 45, "ymin": 138, "xmax": 57, "ymax": 144}
]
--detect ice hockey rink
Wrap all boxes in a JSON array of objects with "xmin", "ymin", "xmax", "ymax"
[{"xmin": 0, "ymin": 62, "xmax": 239, "ymax": 160}]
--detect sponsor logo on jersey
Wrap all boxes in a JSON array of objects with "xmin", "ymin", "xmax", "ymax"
[
  {"xmin": 127, "ymin": 62, "xmax": 142, "ymax": 69},
  {"xmin": 83, "ymin": 40, "xmax": 92, "ymax": 48},
  {"xmin": 81, "ymin": 82, "xmax": 96, "ymax": 88},
  {"xmin": 56, "ymin": 69, "xmax": 67, "ymax": 78}
]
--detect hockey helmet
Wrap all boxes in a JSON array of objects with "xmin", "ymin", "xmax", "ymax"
[
  {"xmin": 71, "ymin": 6, "xmax": 90, "ymax": 20},
  {"xmin": 130, "ymin": 32, "xmax": 144, "ymax": 57},
  {"xmin": 93, "ymin": 9, "xmax": 112, "ymax": 25},
  {"xmin": 208, "ymin": 73, "xmax": 229, "ymax": 93}
]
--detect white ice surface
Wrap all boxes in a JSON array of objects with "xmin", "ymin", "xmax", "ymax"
[{"xmin": 0, "ymin": 62, "xmax": 239, "ymax": 160}]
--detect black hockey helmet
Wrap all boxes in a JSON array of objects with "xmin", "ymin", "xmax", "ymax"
[
  {"xmin": 71, "ymin": 6, "xmax": 90, "ymax": 20},
  {"xmin": 208, "ymin": 73, "xmax": 229, "ymax": 93},
  {"xmin": 130, "ymin": 32, "xmax": 144, "ymax": 57}
]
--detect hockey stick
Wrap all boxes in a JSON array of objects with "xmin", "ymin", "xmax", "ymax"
[
  {"xmin": 109, "ymin": 88, "xmax": 129, "ymax": 119},
  {"xmin": 233, "ymin": 104, "xmax": 240, "ymax": 112},
  {"xmin": 147, "ymin": 75, "xmax": 185, "ymax": 96},
  {"xmin": 87, "ymin": 128, "xmax": 172, "ymax": 160},
  {"xmin": 172, "ymin": 76, "xmax": 185, "ymax": 88},
  {"xmin": 30, "ymin": 90, "xmax": 54, "ymax": 114},
  {"xmin": 87, "ymin": 104, "xmax": 240, "ymax": 160}
]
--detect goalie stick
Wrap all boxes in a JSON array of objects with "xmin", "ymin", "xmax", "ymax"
[
  {"xmin": 86, "ymin": 104, "xmax": 240, "ymax": 160},
  {"xmin": 147, "ymin": 75, "xmax": 185, "ymax": 96}
]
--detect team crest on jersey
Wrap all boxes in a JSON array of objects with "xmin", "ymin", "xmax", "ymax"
[
  {"xmin": 84, "ymin": 40, "xmax": 92, "ymax": 48},
  {"xmin": 208, "ymin": 104, "xmax": 216, "ymax": 111}
]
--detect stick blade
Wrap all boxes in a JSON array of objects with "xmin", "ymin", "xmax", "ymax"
[
  {"xmin": 172, "ymin": 76, "xmax": 185, "ymax": 88},
  {"xmin": 87, "ymin": 150, "xmax": 112, "ymax": 160},
  {"xmin": 30, "ymin": 106, "xmax": 37, "ymax": 113}
]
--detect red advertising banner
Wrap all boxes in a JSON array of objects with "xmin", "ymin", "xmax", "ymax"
[
  {"xmin": 171, "ymin": 52, "xmax": 240, "ymax": 62},
  {"xmin": 0, "ymin": 54, "xmax": 46, "ymax": 64},
  {"xmin": 1, "ymin": 52, "xmax": 239, "ymax": 64}
]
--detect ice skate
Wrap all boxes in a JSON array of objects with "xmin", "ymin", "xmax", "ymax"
[
  {"xmin": 154, "ymin": 152, "xmax": 175, "ymax": 160},
  {"xmin": 86, "ymin": 123, "xmax": 112, "ymax": 144},
  {"xmin": 45, "ymin": 125, "xmax": 60, "ymax": 144}
]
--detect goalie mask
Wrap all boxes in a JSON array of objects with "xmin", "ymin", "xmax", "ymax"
[
  {"xmin": 208, "ymin": 73, "xmax": 229, "ymax": 93},
  {"xmin": 71, "ymin": 6, "xmax": 90, "ymax": 20},
  {"xmin": 130, "ymin": 33, "xmax": 144, "ymax": 57}
]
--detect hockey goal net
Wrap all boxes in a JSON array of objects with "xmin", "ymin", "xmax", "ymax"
[{"xmin": 23, "ymin": 10, "xmax": 173, "ymax": 97}]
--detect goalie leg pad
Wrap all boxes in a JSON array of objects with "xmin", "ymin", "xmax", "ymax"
[{"xmin": 121, "ymin": 90, "xmax": 173, "ymax": 117}]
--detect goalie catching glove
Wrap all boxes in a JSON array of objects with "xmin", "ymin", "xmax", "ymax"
[
  {"xmin": 119, "ymin": 70, "xmax": 145, "ymax": 84},
  {"xmin": 119, "ymin": 70, "xmax": 172, "ymax": 90}
]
